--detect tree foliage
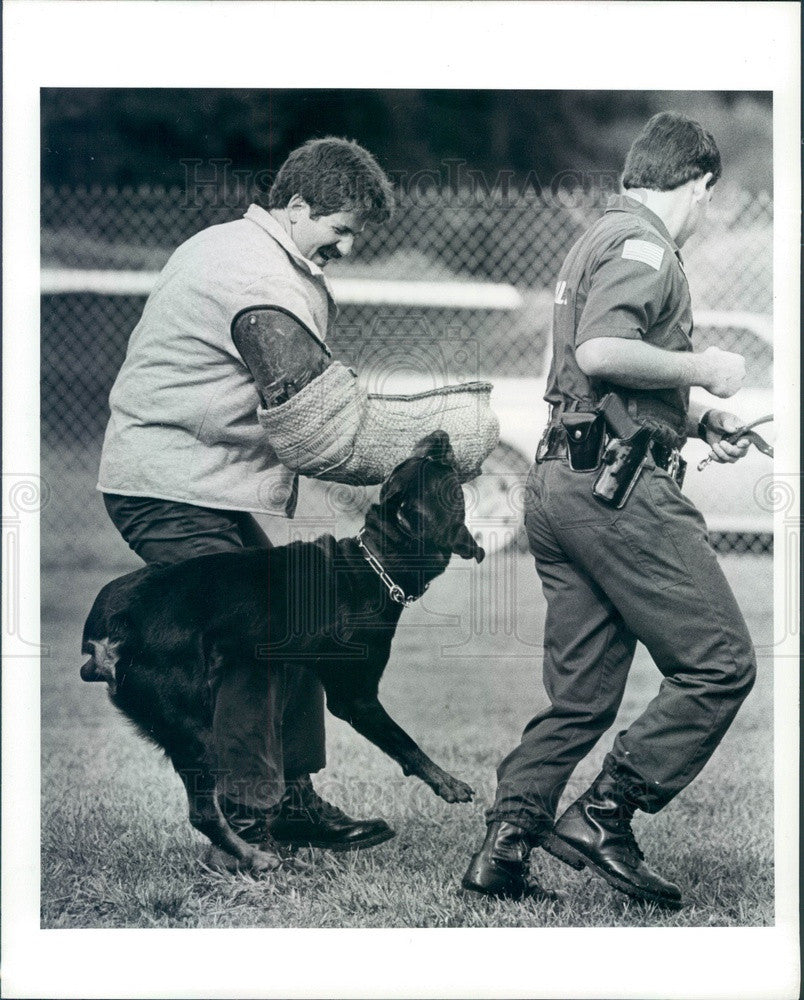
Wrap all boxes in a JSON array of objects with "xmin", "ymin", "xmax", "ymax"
[{"xmin": 41, "ymin": 89, "xmax": 772, "ymax": 193}]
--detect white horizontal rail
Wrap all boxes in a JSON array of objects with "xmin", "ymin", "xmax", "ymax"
[
  {"xmin": 702, "ymin": 516, "xmax": 773, "ymax": 533},
  {"xmin": 330, "ymin": 278, "xmax": 522, "ymax": 309},
  {"xmin": 39, "ymin": 271, "xmax": 773, "ymax": 341},
  {"xmin": 39, "ymin": 269, "xmax": 522, "ymax": 310},
  {"xmin": 41, "ymin": 268, "xmax": 157, "ymax": 295}
]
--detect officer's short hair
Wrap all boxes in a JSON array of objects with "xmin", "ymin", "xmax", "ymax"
[
  {"xmin": 623, "ymin": 112, "xmax": 722, "ymax": 192},
  {"xmin": 264, "ymin": 137, "xmax": 394, "ymax": 225}
]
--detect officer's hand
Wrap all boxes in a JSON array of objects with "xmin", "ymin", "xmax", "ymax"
[
  {"xmin": 701, "ymin": 409, "xmax": 751, "ymax": 464},
  {"xmin": 697, "ymin": 346, "xmax": 747, "ymax": 398}
]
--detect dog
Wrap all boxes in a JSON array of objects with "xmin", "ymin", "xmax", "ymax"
[{"xmin": 81, "ymin": 431, "xmax": 485, "ymax": 872}]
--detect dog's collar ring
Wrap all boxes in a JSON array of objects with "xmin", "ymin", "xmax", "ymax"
[
  {"xmin": 388, "ymin": 583, "xmax": 414, "ymax": 607},
  {"xmin": 355, "ymin": 528, "xmax": 425, "ymax": 607}
]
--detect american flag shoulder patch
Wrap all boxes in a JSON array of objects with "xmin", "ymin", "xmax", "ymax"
[{"xmin": 621, "ymin": 239, "xmax": 664, "ymax": 270}]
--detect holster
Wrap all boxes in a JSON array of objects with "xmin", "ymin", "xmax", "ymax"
[
  {"xmin": 593, "ymin": 428, "xmax": 652, "ymax": 508},
  {"xmin": 544, "ymin": 394, "xmax": 682, "ymax": 507},
  {"xmin": 560, "ymin": 411, "xmax": 605, "ymax": 471},
  {"xmin": 592, "ymin": 393, "xmax": 651, "ymax": 508}
]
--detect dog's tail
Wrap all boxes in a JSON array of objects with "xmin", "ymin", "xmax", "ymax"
[
  {"xmin": 80, "ymin": 637, "xmax": 122, "ymax": 684},
  {"xmin": 82, "ymin": 581, "xmax": 133, "ymax": 686}
]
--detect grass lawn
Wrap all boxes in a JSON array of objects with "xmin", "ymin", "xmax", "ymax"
[{"xmin": 41, "ymin": 551, "xmax": 774, "ymax": 928}]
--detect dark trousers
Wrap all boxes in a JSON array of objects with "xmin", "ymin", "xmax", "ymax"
[
  {"xmin": 487, "ymin": 457, "xmax": 756, "ymax": 836},
  {"xmin": 103, "ymin": 493, "xmax": 326, "ymax": 810}
]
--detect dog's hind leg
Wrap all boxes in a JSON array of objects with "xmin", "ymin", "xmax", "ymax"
[{"xmin": 171, "ymin": 750, "xmax": 284, "ymax": 874}]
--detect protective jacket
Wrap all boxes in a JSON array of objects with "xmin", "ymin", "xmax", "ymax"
[{"xmin": 98, "ymin": 204, "xmax": 334, "ymax": 516}]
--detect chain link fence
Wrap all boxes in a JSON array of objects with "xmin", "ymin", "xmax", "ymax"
[{"xmin": 40, "ymin": 183, "xmax": 773, "ymax": 566}]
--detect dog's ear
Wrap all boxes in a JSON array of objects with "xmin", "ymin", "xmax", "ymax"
[
  {"xmin": 413, "ymin": 430, "xmax": 456, "ymax": 467},
  {"xmin": 428, "ymin": 430, "xmax": 456, "ymax": 467},
  {"xmin": 451, "ymin": 523, "xmax": 485, "ymax": 562}
]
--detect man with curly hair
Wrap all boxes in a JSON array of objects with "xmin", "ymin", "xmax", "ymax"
[{"xmin": 99, "ymin": 137, "xmax": 398, "ymax": 861}]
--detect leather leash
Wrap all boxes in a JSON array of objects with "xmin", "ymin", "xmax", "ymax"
[{"xmin": 697, "ymin": 414, "xmax": 774, "ymax": 471}]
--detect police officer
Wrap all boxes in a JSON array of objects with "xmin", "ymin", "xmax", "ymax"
[{"xmin": 462, "ymin": 112, "xmax": 757, "ymax": 907}]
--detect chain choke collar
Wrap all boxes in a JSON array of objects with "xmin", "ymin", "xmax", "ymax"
[{"xmin": 355, "ymin": 527, "xmax": 428, "ymax": 607}]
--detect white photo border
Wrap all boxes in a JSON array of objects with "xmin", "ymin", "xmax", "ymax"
[{"xmin": 3, "ymin": 2, "xmax": 800, "ymax": 998}]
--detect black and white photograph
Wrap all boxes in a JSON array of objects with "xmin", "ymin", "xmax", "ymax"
[{"xmin": 3, "ymin": 3, "xmax": 800, "ymax": 998}]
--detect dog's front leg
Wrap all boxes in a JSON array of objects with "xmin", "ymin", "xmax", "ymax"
[{"xmin": 328, "ymin": 695, "xmax": 474, "ymax": 803}]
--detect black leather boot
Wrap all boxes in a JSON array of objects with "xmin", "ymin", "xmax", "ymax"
[
  {"xmin": 543, "ymin": 770, "xmax": 682, "ymax": 908},
  {"xmin": 269, "ymin": 775, "xmax": 395, "ymax": 851},
  {"xmin": 461, "ymin": 821, "xmax": 556, "ymax": 901}
]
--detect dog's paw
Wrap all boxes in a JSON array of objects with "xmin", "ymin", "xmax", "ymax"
[
  {"xmin": 201, "ymin": 844, "xmax": 285, "ymax": 876},
  {"xmin": 434, "ymin": 775, "xmax": 475, "ymax": 803},
  {"xmin": 251, "ymin": 842, "xmax": 314, "ymax": 875},
  {"xmin": 200, "ymin": 845, "xmax": 247, "ymax": 875},
  {"xmin": 248, "ymin": 848, "xmax": 286, "ymax": 874}
]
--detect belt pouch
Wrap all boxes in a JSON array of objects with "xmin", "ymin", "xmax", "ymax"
[
  {"xmin": 560, "ymin": 412, "xmax": 605, "ymax": 471},
  {"xmin": 592, "ymin": 427, "xmax": 652, "ymax": 508}
]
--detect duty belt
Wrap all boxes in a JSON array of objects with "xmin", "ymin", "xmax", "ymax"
[{"xmin": 536, "ymin": 423, "xmax": 686, "ymax": 484}]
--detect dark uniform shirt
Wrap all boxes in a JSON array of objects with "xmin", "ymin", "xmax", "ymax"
[{"xmin": 544, "ymin": 195, "xmax": 693, "ymax": 443}]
